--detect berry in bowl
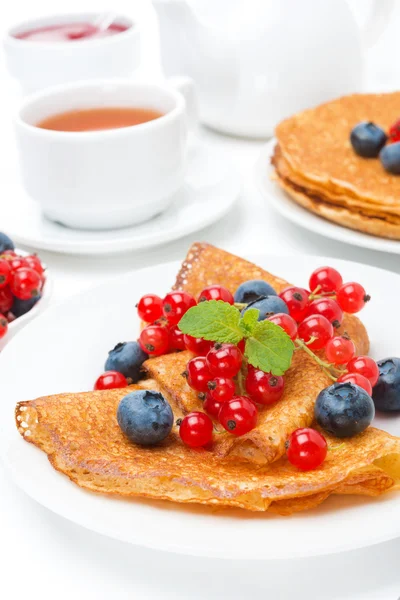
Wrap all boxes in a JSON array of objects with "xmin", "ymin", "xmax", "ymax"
[{"xmin": 0, "ymin": 232, "xmax": 52, "ymax": 350}]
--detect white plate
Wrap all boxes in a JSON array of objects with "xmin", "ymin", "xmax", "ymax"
[
  {"xmin": 0, "ymin": 248, "xmax": 52, "ymax": 351},
  {"xmin": 0, "ymin": 139, "xmax": 239, "ymax": 256},
  {"xmin": 1, "ymin": 254, "xmax": 400, "ymax": 560},
  {"xmin": 255, "ymin": 140, "xmax": 400, "ymax": 255}
]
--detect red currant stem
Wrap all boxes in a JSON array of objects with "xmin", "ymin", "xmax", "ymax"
[
  {"xmin": 328, "ymin": 443, "xmax": 345, "ymax": 451},
  {"xmin": 234, "ymin": 302, "xmax": 247, "ymax": 310},
  {"xmin": 295, "ymin": 339, "xmax": 339, "ymax": 382},
  {"xmin": 309, "ymin": 291, "xmax": 337, "ymax": 301},
  {"xmin": 236, "ymin": 364, "xmax": 246, "ymax": 396},
  {"xmin": 308, "ymin": 284, "xmax": 322, "ymax": 300}
]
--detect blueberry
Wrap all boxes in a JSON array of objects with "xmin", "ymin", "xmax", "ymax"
[
  {"xmin": 241, "ymin": 295, "xmax": 288, "ymax": 320},
  {"xmin": 105, "ymin": 341, "xmax": 148, "ymax": 382},
  {"xmin": 234, "ymin": 280, "xmax": 277, "ymax": 304},
  {"xmin": 117, "ymin": 390, "xmax": 173, "ymax": 446},
  {"xmin": 350, "ymin": 122, "xmax": 387, "ymax": 158},
  {"xmin": 315, "ymin": 382, "xmax": 374, "ymax": 438},
  {"xmin": 0, "ymin": 232, "xmax": 15, "ymax": 254},
  {"xmin": 380, "ymin": 142, "xmax": 400, "ymax": 175},
  {"xmin": 372, "ymin": 357, "xmax": 400, "ymax": 412},
  {"xmin": 11, "ymin": 295, "xmax": 41, "ymax": 318}
]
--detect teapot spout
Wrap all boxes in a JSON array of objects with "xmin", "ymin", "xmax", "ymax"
[{"xmin": 153, "ymin": 0, "xmax": 199, "ymax": 77}]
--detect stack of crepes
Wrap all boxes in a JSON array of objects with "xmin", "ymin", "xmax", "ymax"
[
  {"xmin": 16, "ymin": 243, "xmax": 400, "ymax": 514},
  {"xmin": 272, "ymin": 92, "xmax": 400, "ymax": 240}
]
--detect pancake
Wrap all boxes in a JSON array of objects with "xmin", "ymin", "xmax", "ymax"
[
  {"xmin": 273, "ymin": 92, "xmax": 400, "ymax": 239},
  {"xmin": 147, "ymin": 243, "xmax": 368, "ymax": 464},
  {"xmin": 15, "ymin": 384, "xmax": 400, "ymax": 513}
]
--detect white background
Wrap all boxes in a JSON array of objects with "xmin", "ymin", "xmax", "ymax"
[{"xmin": 2, "ymin": 1, "xmax": 400, "ymax": 599}]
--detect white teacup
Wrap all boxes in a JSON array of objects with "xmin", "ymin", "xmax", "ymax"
[
  {"xmin": 4, "ymin": 13, "xmax": 140, "ymax": 94},
  {"xmin": 15, "ymin": 80, "xmax": 190, "ymax": 230}
]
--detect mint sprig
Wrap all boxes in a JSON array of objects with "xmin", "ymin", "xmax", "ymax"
[
  {"xmin": 178, "ymin": 300, "xmax": 294, "ymax": 376},
  {"xmin": 245, "ymin": 320, "xmax": 294, "ymax": 375},
  {"xmin": 178, "ymin": 300, "xmax": 243, "ymax": 344}
]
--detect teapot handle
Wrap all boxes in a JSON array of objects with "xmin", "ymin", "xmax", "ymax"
[{"xmin": 359, "ymin": 0, "xmax": 394, "ymax": 48}]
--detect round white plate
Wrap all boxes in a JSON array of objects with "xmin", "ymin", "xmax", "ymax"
[
  {"xmin": 0, "ymin": 139, "xmax": 239, "ymax": 256},
  {"xmin": 255, "ymin": 140, "xmax": 400, "ymax": 255},
  {"xmin": 1, "ymin": 254, "xmax": 400, "ymax": 560}
]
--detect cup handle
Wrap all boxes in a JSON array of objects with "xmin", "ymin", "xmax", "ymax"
[{"xmin": 167, "ymin": 75, "xmax": 198, "ymax": 131}]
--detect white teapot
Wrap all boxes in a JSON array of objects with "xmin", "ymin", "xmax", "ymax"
[{"xmin": 153, "ymin": 0, "xmax": 393, "ymax": 138}]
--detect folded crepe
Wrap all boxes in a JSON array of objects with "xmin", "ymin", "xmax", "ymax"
[
  {"xmin": 144, "ymin": 243, "xmax": 369, "ymax": 464},
  {"xmin": 15, "ymin": 384, "xmax": 400, "ymax": 514},
  {"xmin": 272, "ymin": 92, "xmax": 400, "ymax": 240},
  {"xmin": 16, "ymin": 242, "xmax": 394, "ymax": 515}
]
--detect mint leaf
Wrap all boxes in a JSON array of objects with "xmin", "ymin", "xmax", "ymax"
[
  {"xmin": 178, "ymin": 300, "xmax": 244, "ymax": 344},
  {"xmin": 245, "ymin": 320, "xmax": 294, "ymax": 375},
  {"xmin": 239, "ymin": 308, "xmax": 259, "ymax": 336}
]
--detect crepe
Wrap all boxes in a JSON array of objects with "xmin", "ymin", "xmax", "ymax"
[
  {"xmin": 15, "ymin": 384, "xmax": 400, "ymax": 514},
  {"xmin": 145, "ymin": 243, "xmax": 369, "ymax": 464},
  {"xmin": 273, "ymin": 92, "xmax": 400, "ymax": 239}
]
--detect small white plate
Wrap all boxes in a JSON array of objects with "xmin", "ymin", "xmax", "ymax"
[
  {"xmin": 255, "ymin": 140, "xmax": 400, "ymax": 255},
  {"xmin": 1, "ymin": 254, "xmax": 400, "ymax": 560},
  {"xmin": 0, "ymin": 249, "xmax": 52, "ymax": 351},
  {"xmin": 0, "ymin": 139, "xmax": 239, "ymax": 256}
]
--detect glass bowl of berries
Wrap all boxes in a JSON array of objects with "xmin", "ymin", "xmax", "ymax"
[{"xmin": 0, "ymin": 232, "xmax": 52, "ymax": 351}]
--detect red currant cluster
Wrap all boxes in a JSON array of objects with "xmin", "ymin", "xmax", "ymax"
[
  {"xmin": 277, "ymin": 266, "xmax": 377, "ymax": 394},
  {"xmin": 136, "ymin": 285, "xmax": 235, "ymax": 356},
  {"xmin": 0, "ymin": 250, "xmax": 45, "ymax": 340},
  {"xmin": 95, "ymin": 266, "xmax": 376, "ymax": 471}
]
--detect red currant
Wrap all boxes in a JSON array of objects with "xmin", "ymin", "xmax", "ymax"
[
  {"xmin": 325, "ymin": 336, "xmax": 355, "ymax": 365},
  {"xmin": 186, "ymin": 356, "xmax": 213, "ymax": 392},
  {"xmin": 0, "ymin": 260, "xmax": 11, "ymax": 289},
  {"xmin": 24, "ymin": 255, "xmax": 45, "ymax": 276},
  {"xmin": 336, "ymin": 282, "xmax": 369, "ymax": 314},
  {"xmin": 245, "ymin": 367, "xmax": 284, "ymax": 405},
  {"xmin": 168, "ymin": 326, "xmax": 186, "ymax": 351},
  {"xmin": 179, "ymin": 412, "xmax": 213, "ymax": 447},
  {"xmin": 0, "ymin": 314, "xmax": 8, "ymax": 339},
  {"xmin": 1, "ymin": 250, "xmax": 16, "ymax": 258},
  {"xmin": 206, "ymin": 343, "xmax": 242, "ymax": 378},
  {"xmin": 0, "ymin": 287, "xmax": 13, "ymax": 313},
  {"xmin": 10, "ymin": 268, "xmax": 42, "ymax": 300},
  {"xmin": 298, "ymin": 314, "xmax": 333, "ymax": 350},
  {"xmin": 139, "ymin": 324, "xmax": 169, "ymax": 356},
  {"xmin": 198, "ymin": 284, "xmax": 234, "ymax": 305},
  {"xmin": 9, "ymin": 257, "xmax": 29, "ymax": 273},
  {"xmin": 279, "ymin": 286, "xmax": 310, "ymax": 322},
  {"xmin": 389, "ymin": 118, "xmax": 400, "ymax": 143},
  {"xmin": 162, "ymin": 291, "xmax": 196, "ymax": 325},
  {"xmin": 238, "ymin": 339, "xmax": 246, "ymax": 353},
  {"xmin": 183, "ymin": 334, "xmax": 213, "ymax": 355},
  {"xmin": 346, "ymin": 355, "xmax": 379, "ymax": 387},
  {"xmin": 94, "ymin": 371, "xmax": 128, "ymax": 390},
  {"xmin": 219, "ymin": 396, "xmax": 258, "ymax": 436},
  {"xmin": 286, "ymin": 428, "xmax": 327, "ymax": 471},
  {"xmin": 306, "ymin": 298, "xmax": 343, "ymax": 328},
  {"xmin": 309, "ymin": 266, "xmax": 342, "ymax": 293},
  {"xmin": 137, "ymin": 294, "xmax": 163, "ymax": 323},
  {"xmin": 203, "ymin": 394, "xmax": 224, "ymax": 418},
  {"xmin": 337, "ymin": 373, "xmax": 372, "ymax": 395},
  {"xmin": 268, "ymin": 312, "xmax": 298, "ymax": 340},
  {"xmin": 207, "ymin": 376, "xmax": 235, "ymax": 403}
]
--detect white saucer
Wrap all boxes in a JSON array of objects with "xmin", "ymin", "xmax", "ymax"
[
  {"xmin": 255, "ymin": 140, "xmax": 400, "ymax": 255},
  {"xmin": 1, "ymin": 139, "xmax": 239, "ymax": 256}
]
